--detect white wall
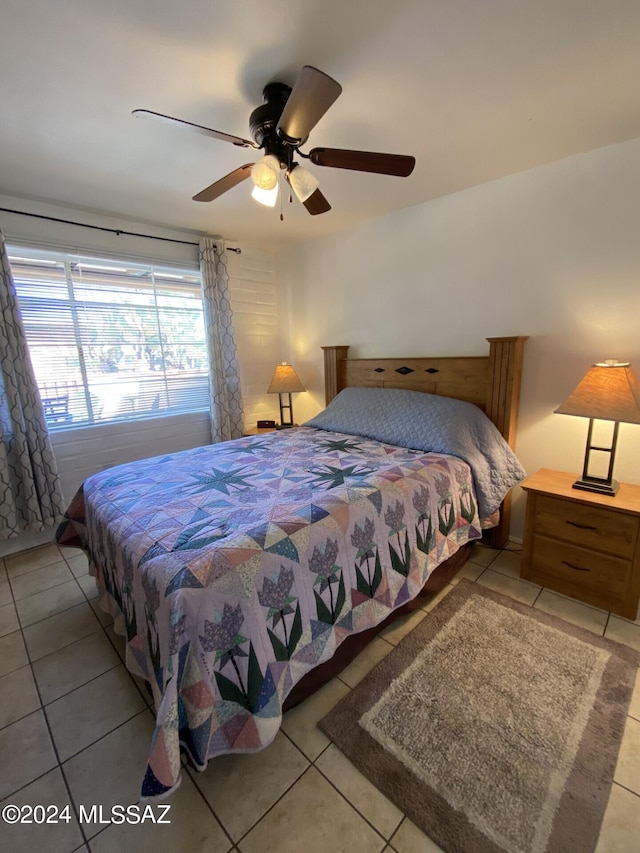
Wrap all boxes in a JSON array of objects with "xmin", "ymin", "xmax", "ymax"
[
  {"xmin": 0, "ymin": 197, "xmax": 294, "ymax": 555},
  {"xmin": 285, "ymin": 137, "xmax": 640, "ymax": 540},
  {"xmin": 228, "ymin": 247, "xmax": 292, "ymax": 427}
]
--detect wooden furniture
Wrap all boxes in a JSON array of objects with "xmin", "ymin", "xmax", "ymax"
[
  {"xmin": 243, "ymin": 425, "xmax": 278, "ymax": 436},
  {"xmin": 56, "ymin": 335, "xmax": 532, "ymax": 795},
  {"xmin": 284, "ymin": 337, "xmax": 527, "ymax": 709},
  {"xmin": 322, "ymin": 336, "xmax": 527, "ymax": 548},
  {"xmin": 520, "ymin": 468, "xmax": 640, "ymax": 619}
]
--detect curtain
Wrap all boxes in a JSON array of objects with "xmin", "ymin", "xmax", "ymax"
[
  {"xmin": 199, "ymin": 237, "xmax": 244, "ymax": 442},
  {"xmin": 0, "ymin": 228, "xmax": 66, "ymax": 539}
]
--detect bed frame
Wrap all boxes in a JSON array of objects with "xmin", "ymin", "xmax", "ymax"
[{"xmin": 283, "ymin": 336, "xmax": 527, "ymax": 708}]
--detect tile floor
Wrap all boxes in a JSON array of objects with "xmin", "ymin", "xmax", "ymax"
[{"xmin": 1, "ymin": 541, "xmax": 640, "ymax": 852}]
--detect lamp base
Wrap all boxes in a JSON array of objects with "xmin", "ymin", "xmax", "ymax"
[
  {"xmin": 275, "ymin": 423, "xmax": 296, "ymax": 430},
  {"xmin": 572, "ymin": 478, "xmax": 619, "ymax": 496}
]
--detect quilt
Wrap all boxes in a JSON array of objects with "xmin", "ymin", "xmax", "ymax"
[{"xmin": 57, "ymin": 426, "xmax": 485, "ymax": 799}]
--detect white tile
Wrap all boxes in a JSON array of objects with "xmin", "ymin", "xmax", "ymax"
[
  {"xmin": 58, "ymin": 544, "xmax": 80, "ymax": 558},
  {"xmin": 391, "ymin": 818, "xmax": 445, "ymax": 853},
  {"xmin": 46, "ymin": 665, "xmax": 146, "ymax": 761},
  {"xmin": 450, "ymin": 562, "xmax": 485, "ymax": 584},
  {"xmin": 316, "ymin": 744, "xmax": 403, "ymax": 839},
  {"xmin": 191, "ymin": 732, "xmax": 308, "ymax": 841},
  {"xmin": 421, "ymin": 583, "xmax": 455, "ymax": 613},
  {"xmin": 6, "ymin": 545, "xmax": 64, "ymax": 578},
  {"xmin": 338, "ymin": 637, "xmax": 394, "ymax": 689},
  {"xmin": 0, "ymin": 580, "xmax": 12, "ymax": 607},
  {"xmin": 596, "ymin": 783, "xmax": 640, "ymax": 853},
  {"xmin": 380, "ymin": 609, "xmax": 426, "ymax": 646},
  {"xmin": 0, "ymin": 630, "xmax": 29, "ymax": 677},
  {"xmin": 89, "ymin": 773, "xmax": 230, "ymax": 853},
  {"xmin": 614, "ymin": 716, "xmax": 640, "ymax": 795},
  {"xmin": 65, "ymin": 552, "xmax": 89, "ymax": 578},
  {"xmin": 0, "ymin": 768, "xmax": 84, "ymax": 853},
  {"xmin": 629, "ymin": 667, "xmax": 640, "ymax": 722},
  {"xmin": 486, "ymin": 549, "xmax": 521, "ymax": 578},
  {"xmin": 0, "ymin": 602, "xmax": 20, "ymax": 637},
  {"xmin": 90, "ymin": 597, "xmax": 114, "ymax": 627},
  {"xmin": 23, "ymin": 602, "xmax": 101, "ymax": 660},
  {"xmin": 281, "ymin": 677, "xmax": 351, "ymax": 761},
  {"xmin": 0, "ymin": 665, "xmax": 41, "ymax": 729},
  {"xmin": 476, "ymin": 568, "xmax": 541, "ymax": 605},
  {"xmin": 16, "ymin": 579, "xmax": 86, "ymax": 628},
  {"xmin": 468, "ymin": 544, "xmax": 498, "ymax": 568},
  {"xmin": 64, "ymin": 710, "xmax": 155, "ymax": 839},
  {"xmin": 0, "ymin": 710, "xmax": 57, "ymax": 800},
  {"xmin": 104, "ymin": 623, "xmax": 126, "ymax": 660},
  {"xmin": 33, "ymin": 630, "xmax": 120, "ymax": 705},
  {"xmin": 10, "ymin": 560, "xmax": 73, "ymax": 601},
  {"xmin": 76, "ymin": 572, "xmax": 98, "ymax": 600},
  {"xmin": 534, "ymin": 589, "xmax": 608, "ymax": 635},
  {"xmin": 239, "ymin": 767, "xmax": 384, "ymax": 853},
  {"xmin": 606, "ymin": 617, "xmax": 640, "ymax": 652}
]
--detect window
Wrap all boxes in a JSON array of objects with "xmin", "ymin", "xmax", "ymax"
[{"xmin": 9, "ymin": 247, "xmax": 209, "ymax": 430}]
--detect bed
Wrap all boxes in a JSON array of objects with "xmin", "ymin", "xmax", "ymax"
[{"xmin": 56, "ymin": 336, "xmax": 527, "ymax": 800}]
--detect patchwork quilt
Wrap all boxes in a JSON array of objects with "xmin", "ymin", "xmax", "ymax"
[{"xmin": 57, "ymin": 426, "xmax": 485, "ymax": 799}]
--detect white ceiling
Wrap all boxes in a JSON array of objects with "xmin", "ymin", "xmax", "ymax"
[{"xmin": 3, "ymin": 0, "xmax": 640, "ymax": 246}]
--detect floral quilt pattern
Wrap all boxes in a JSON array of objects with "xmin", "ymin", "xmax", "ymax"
[{"xmin": 56, "ymin": 427, "xmax": 483, "ymax": 799}]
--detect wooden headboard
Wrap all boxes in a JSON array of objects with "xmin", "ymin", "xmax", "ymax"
[{"xmin": 321, "ymin": 336, "xmax": 527, "ymax": 548}]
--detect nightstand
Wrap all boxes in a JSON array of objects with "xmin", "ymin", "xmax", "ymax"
[
  {"xmin": 243, "ymin": 426, "xmax": 278, "ymax": 436},
  {"xmin": 521, "ymin": 469, "xmax": 640, "ymax": 619}
]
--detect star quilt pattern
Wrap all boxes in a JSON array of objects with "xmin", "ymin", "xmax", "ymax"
[{"xmin": 56, "ymin": 426, "xmax": 484, "ymax": 799}]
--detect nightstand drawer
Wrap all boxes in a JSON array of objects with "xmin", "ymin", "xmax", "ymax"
[
  {"xmin": 521, "ymin": 469, "xmax": 640, "ymax": 619},
  {"xmin": 528, "ymin": 534, "xmax": 632, "ymax": 599},
  {"xmin": 533, "ymin": 494, "xmax": 638, "ymax": 559}
]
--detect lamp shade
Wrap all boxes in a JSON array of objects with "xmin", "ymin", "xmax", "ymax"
[
  {"xmin": 554, "ymin": 361, "xmax": 640, "ymax": 424},
  {"xmin": 288, "ymin": 164, "xmax": 319, "ymax": 203},
  {"xmin": 267, "ymin": 363, "xmax": 306, "ymax": 394},
  {"xmin": 251, "ymin": 155, "xmax": 280, "ymax": 190},
  {"xmin": 251, "ymin": 183, "xmax": 279, "ymax": 207}
]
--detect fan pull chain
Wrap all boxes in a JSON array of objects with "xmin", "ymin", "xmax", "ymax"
[
  {"xmin": 280, "ymin": 171, "xmax": 284, "ymax": 221},
  {"xmin": 285, "ymin": 172, "xmax": 293, "ymax": 222}
]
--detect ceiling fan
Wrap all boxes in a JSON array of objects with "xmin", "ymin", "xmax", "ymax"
[{"xmin": 132, "ymin": 65, "xmax": 415, "ymax": 216}]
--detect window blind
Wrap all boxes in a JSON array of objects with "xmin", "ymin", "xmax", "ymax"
[{"xmin": 9, "ymin": 247, "xmax": 209, "ymax": 430}]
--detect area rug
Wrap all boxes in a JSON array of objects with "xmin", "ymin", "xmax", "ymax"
[{"xmin": 319, "ymin": 579, "xmax": 639, "ymax": 853}]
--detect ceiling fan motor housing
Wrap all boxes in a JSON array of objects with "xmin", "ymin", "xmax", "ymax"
[{"xmin": 249, "ymin": 82, "xmax": 295, "ymax": 165}]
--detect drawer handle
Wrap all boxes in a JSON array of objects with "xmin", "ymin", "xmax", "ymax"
[
  {"xmin": 562, "ymin": 560, "xmax": 590, "ymax": 572},
  {"xmin": 566, "ymin": 520, "xmax": 598, "ymax": 531}
]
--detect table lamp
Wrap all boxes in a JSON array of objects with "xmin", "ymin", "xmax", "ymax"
[
  {"xmin": 554, "ymin": 359, "xmax": 640, "ymax": 495},
  {"xmin": 267, "ymin": 362, "xmax": 306, "ymax": 428}
]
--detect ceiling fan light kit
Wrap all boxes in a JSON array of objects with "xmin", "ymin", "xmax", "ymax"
[
  {"xmin": 250, "ymin": 154, "xmax": 280, "ymax": 190},
  {"xmin": 134, "ymin": 65, "xmax": 416, "ymax": 218},
  {"xmin": 251, "ymin": 183, "xmax": 279, "ymax": 207},
  {"xmin": 288, "ymin": 164, "xmax": 319, "ymax": 203}
]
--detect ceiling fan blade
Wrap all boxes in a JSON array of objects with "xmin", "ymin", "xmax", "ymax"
[
  {"xmin": 309, "ymin": 147, "xmax": 415, "ymax": 177},
  {"xmin": 277, "ymin": 66, "xmax": 342, "ymax": 144},
  {"xmin": 303, "ymin": 188, "xmax": 331, "ymax": 215},
  {"xmin": 192, "ymin": 164, "xmax": 254, "ymax": 202},
  {"xmin": 132, "ymin": 109, "xmax": 258, "ymax": 149}
]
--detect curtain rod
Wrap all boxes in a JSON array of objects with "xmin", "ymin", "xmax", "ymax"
[{"xmin": 0, "ymin": 207, "xmax": 241, "ymax": 253}]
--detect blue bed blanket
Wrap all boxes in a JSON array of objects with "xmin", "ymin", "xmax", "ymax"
[{"xmin": 304, "ymin": 386, "xmax": 526, "ymax": 516}]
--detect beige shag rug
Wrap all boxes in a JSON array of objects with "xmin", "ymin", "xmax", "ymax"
[{"xmin": 319, "ymin": 579, "xmax": 638, "ymax": 853}]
